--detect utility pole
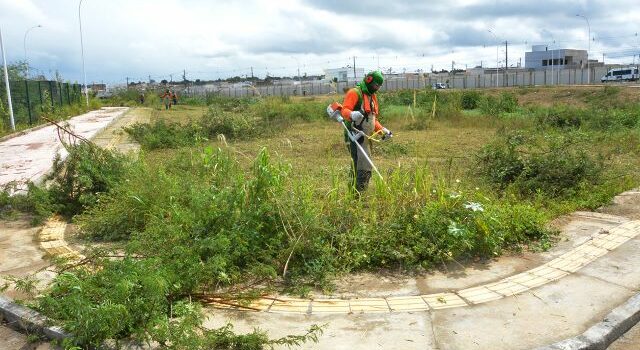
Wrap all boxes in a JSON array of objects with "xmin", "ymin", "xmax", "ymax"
[
  {"xmin": 126, "ymin": 76, "xmax": 129, "ymax": 88},
  {"xmin": 353, "ymin": 56, "xmax": 356, "ymax": 79},
  {"xmin": 183, "ymin": 69, "xmax": 186, "ymax": 82},
  {"xmin": 576, "ymin": 14, "xmax": 590, "ymax": 83},
  {"xmin": 250, "ymin": 66, "xmax": 253, "ymax": 79},
  {"xmin": 169, "ymin": 74, "xmax": 173, "ymax": 83},
  {"xmin": 79, "ymin": 0, "xmax": 89, "ymax": 106},
  {"xmin": 148, "ymin": 74, "xmax": 151, "ymax": 84},
  {"xmin": 488, "ymin": 29, "xmax": 500, "ymax": 87},
  {"xmin": 24, "ymin": 25, "xmax": 42, "ymax": 80},
  {"xmin": 505, "ymin": 41, "xmax": 508, "ymax": 73}
]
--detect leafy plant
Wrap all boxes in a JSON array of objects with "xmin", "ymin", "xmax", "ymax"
[
  {"xmin": 477, "ymin": 131, "xmax": 604, "ymax": 197},
  {"xmin": 461, "ymin": 90, "xmax": 482, "ymax": 110},
  {"xmin": 45, "ymin": 142, "xmax": 130, "ymax": 218}
]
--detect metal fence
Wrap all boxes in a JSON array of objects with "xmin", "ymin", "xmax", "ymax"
[
  {"xmin": 183, "ymin": 66, "xmax": 613, "ymax": 99},
  {"xmin": 0, "ymin": 80, "xmax": 83, "ymax": 127}
]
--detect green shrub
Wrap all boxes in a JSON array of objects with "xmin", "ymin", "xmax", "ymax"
[
  {"xmin": 461, "ymin": 90, "xmax": 482, "ymax": 110},
  {"xmin": 475, "ymin": 132, "xmax": 526, "ymax": 185},
  {"xmin": 584, "ymin": 107, "xmax": 640, "ymax": 130},
  {"xmin": 125, "ymin": 120, "xmax": 202, "ymax": 149},
  {"xmin": 200, "ymin": 107, "xmax": 256, "ymax": 138},
  {"xmin": 479, "ymin": 92, "xmax": 519, "ymax": 116},
  {"xmin": 37, "ymin": 257, "xmax": 322, "ymax": 348},
  {"xmin": 45, "ymin": 142, "xmax": 130, "ymax": 218},
  {"xmin": 477, "ymin": 131, "xmax": 604, "ymax": 197},
  {"xmin": 533, "ymin": 105, "xmax": 584, "ymax": 129}
]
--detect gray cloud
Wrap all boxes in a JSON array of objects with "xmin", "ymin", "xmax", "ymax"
[{"xmin": 2, "ymin": 0, "xmax": 638, "ymax": 83}]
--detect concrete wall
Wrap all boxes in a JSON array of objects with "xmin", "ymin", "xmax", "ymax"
[{"xmin": 183, "ymin": 66, "xmax": 615, "ymax": 98}]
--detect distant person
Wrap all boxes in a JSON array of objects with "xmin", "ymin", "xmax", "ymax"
[
  {"xmin": 172, "ymin": 90, "xmax": 178, "ymax": 106},
  {"xmin": 139, "ymin": 92, "xmax": 145, "ymax": 105},
  {"xmin": 160, "ymin": 89, "xmax": 172, "ymax": 110}
]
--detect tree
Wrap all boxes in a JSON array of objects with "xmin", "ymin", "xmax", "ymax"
[
  {"xmin": 0, "ymin": 60, "xmax": 29, "ymax": 81},
  {"xmin": 54, "ymin": 69, "xmax": 63, "ymax": 82}
]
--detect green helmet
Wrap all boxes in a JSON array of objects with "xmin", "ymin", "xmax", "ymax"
[{"xmin": 359, "ymin": 70, "xmax": 384, "ymax": 94}]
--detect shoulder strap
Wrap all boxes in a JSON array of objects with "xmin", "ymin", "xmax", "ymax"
[{"xmin": 354, "ymin": 87, "xmax": 363, "ymax": 102}]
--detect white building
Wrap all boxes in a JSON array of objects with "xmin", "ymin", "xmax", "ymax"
[
  {"xmin": 324, "ymin": 67, "xmax": 365, "ymax": 82},
  {"xmin": 525, "ymin": 45, "xmax": 588, "ymax": 70}
]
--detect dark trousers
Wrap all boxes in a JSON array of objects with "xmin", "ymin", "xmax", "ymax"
[{"xmin": 348, "ymin": 138, "xmax": 372, "ymax": 192}]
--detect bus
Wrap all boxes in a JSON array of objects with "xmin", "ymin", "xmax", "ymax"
[{"xmin": 601, "ymin": 67, "xmax": 639, "ymax": 82}]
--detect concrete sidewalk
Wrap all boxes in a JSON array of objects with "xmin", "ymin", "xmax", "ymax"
[{"xmin": 0, "ymin": 107, "xmax": 129, "ymax": 191}]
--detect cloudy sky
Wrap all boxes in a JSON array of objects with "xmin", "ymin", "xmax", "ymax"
[{"xmin": 1, "ymin": 0, "xmax": 639, "ymax": 85}]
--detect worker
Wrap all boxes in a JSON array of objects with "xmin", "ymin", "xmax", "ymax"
[{"xmin": 332, "ymin": 71, "xmax": 392, "ymax": 192}]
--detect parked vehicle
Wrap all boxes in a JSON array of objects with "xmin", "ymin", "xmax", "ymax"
[
  {"xmin": 601, "ymin": 67, "xmax": 639, "ymax": 82},
  {"xmin": 432, "ymin": 83, "xmax": 447, "ymax": 89}
]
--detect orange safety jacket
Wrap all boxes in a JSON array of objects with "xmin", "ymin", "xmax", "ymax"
[{"xmin": 340, "ymin": 88, "xmax": 384, "ymax": 132}]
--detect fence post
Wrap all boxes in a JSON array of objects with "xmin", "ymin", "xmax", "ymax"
[
  {"xmin": 38, "ymin": 81, "xmax": 43, "ymax": 104},
  {"xmin": 66, "ymin": 83, "xmax": 71, "ymax": 104},
  {"xmin": 58, "ymin": 82, "xmax": 63, "ymax": 106},
  {"xmin": 48, "ymin": 81, "xmax": 54, "ymax": 108},
  {"xmin": 24, "ymin": 80, "xmax": 33, "ymax": 124}
]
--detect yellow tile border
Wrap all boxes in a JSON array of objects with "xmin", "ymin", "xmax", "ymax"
[
  {"xmin": 37, "ymin": 216, "xmax": 640, "ymax": 315},
  {"xmin": 38, "ymin": 216, "xmax": 85, "ymax": 263}
]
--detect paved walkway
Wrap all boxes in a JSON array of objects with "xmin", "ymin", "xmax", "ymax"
[{"xmin": 0, "ymin": 107, "xmax": 129, "ymax": 190}]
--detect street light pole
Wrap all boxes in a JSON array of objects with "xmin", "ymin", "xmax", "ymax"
[
  {"xmin": 488, "ymin": 29, "xmax": 499, "ymax": 88},
  {"xmin": 543, "ymin": 30, "xmax": 555, "ymax": 85},
  {"xmin": 23, "ymin": 25, "xmax": 42, "ymax": 80},
  {"xmin": 79, "ymin": 0, "xmax": 89, "ymax": 106},
  {"xmin": 291, "ymin": 56, "xmax": 300, "ymax": 94},
  {"xmin": 576, "ymin": 14, "xmax": 591, "ymax": 84},
  {"xmin": 1, "ymin": 26, "xmax": 16, "ymax": 131}
]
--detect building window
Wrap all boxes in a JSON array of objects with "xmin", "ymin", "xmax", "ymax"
[{"xmin": 542, "ymin": 59, "xmax": 548, "ymax": 66}]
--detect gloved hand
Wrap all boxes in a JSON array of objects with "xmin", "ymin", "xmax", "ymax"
[
  {"xmin": 382, "ymin": 127, "xmax": 393, "ymax": 140},
  {"xmin": 350, "ymin": 111, "xmax": 364, "ymax": 124},
  {"xmin": 326, "ymin": 105, "xmax": 344, "ymax": 122}
]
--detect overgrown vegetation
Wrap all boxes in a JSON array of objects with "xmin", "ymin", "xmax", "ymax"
[
  {"xmin": 476, "ymin": 131, "xmax": 604, "ymax": 197},
  {"xmin": 2, "ymin": 85, "xmax": 639, "ymax": 348},
  {"xmin": 125, "ymin": 96, "xmax": 326, "ymax": 150}
]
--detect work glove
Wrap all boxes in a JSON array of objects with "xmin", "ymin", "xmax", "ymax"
[
  {"xmin": 382, "ymin": 127, "xmax": 393, "ymax": 140},
  {"xmin": 350, "ymin": 111, "xmax": 364, "ymax": 124},
  {"xmin": 326, "ymin": 105, "xmax": 344, "ymax": 122}
]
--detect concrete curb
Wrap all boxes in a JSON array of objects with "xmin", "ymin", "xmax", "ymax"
[
  {"xmin": 0, "ymin": 295, "xmax": 68, "ymax": 342},
  {"xmin": 536, "ymin": 292, "xmax": 640, "ymax": 350}
]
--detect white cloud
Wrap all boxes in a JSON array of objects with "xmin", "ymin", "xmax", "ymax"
[{"xmin": 0, "ymin": 0, "xmax": 637, "ymax": 83}]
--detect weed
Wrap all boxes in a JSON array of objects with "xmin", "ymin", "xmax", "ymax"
[
  {"xmin": 461, "ymin": 90, "xmax": 482, "ymax": 110},
  {"xmin": 477, "ymin": 130, "xmax": 604, "ymax": 197}
]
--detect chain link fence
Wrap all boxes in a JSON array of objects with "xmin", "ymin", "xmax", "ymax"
[{"xmin": 0, "ymin": 80, "xmax": 83, "ymax": 128}]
